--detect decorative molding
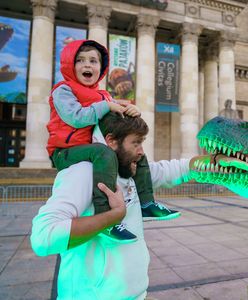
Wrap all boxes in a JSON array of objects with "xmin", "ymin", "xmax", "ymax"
[
  {"xmin": 235, "ymin": 65, "xmax": 248, "ymax": 81},
  {"xmin": 30, "ymin": 0, "xmax": 58, "ymax": 19},
  {"xmin": 180, "ymin": 22, "xmax": 203, "ymax": 44},
  {"xmin": 189, "ymin": 0, "xmax": 246, "ymax": 15},
  {"xmin": 136, "ymin": 14, "xmax": 160, "ymax": 35},
  {"xmin": 87, "ymin": 4, "xmax": 112, "ymax": 28},
  {"xmin": 222, "ymin": 11, "xmax": 235, "ymax": 26},
  {"xmin": 186, "ymin": 3, "xmax": 200, "ymax": 18}
]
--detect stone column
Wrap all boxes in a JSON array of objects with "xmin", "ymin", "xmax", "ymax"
[
  {"xmin": 198, "ymin": 57, "xmax": 204, "ymax": 129},
  {"xmin": 136, "ymin": 15, "xmax": 159, "ymax": 161},
  {"xmin": 203, "ymin": 43, "xmax": 219, "ymax": 123},
  {"xmin": 179, "ymin": 23, "xmax": 202, "ymax": 158},
  {"xmin": 87, "ymin": 4, "xmax": 111, "ymax": 89},
  {"xmin": 20, "ymin": 0, "xmax": 57, "ymax": 168},
  {"xmin": 218, "ymin": 31, "xmax": 236, "ymax": 111}
]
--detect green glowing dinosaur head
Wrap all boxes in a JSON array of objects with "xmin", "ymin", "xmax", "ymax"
[{"xmin": 190, "ymin": 116, "xmax": 248, "ymax": 198}]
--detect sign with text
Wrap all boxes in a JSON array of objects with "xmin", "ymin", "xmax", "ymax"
[
  {"xmin": 108, "ymin": 34, "xmax": 136, "ymax": 102},
  {"xmin": 156, "ymin": 43, "xmax": 180, "ymax": 112}
]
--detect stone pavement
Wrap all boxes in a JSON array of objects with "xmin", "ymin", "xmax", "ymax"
[{"xmin": 1, "ymin": 194, "xmax": 248, "ymax": 300}]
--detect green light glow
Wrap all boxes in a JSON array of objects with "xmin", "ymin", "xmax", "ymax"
[{"xmin": 190, "ymin": 116, "xmax": 248, "ymax": 198}]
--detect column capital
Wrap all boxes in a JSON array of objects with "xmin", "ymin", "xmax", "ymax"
[
  {"xmin": 204, "ymin": 40, "xmax": 219, "ymax": 61},
  {"xmin": 30, "ymin": 0, "xmax": 58, "ymax": 20},
  {"xmin": 136, "ymin": 14, "xmax": 160, "ymax": 36},
  {"xmin": 218, "ymin": 30, "xmax": 238, "ymax": 48},
  {"xmin": 87, "ymin": 4, "xmax": 112, "ymax": 28},
  {"xmin": 180, "ymin": 22, "xmax": 203, "ymax": 44}
]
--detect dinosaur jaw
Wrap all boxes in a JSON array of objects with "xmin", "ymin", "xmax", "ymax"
[
  {"xmin": 191, "ymin": 116, "xmax": 248, "ymax": 198},
  {"xmin": 190, "ymin": 154, "xmax": 248, "ymax": 198}
]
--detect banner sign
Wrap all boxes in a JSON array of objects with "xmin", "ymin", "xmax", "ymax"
[
  {"xmin": 108, "ymin": 34, "xmax": 136, "ymax": 102},
  {"xmin": 0, "ymin": 16, "xmax": 31, "ymax": 104},
  {"xmin": 54, "ymin": 26, "xmax": 86, "ymax": 83},
  {"xmin": 156, "ymin": 43, "xmax": 180, "ymax": 112}
]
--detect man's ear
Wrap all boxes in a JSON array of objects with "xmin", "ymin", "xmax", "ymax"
[{"xmin": 105, "ymin": 134, "xmax": 118, "ymax": 150}]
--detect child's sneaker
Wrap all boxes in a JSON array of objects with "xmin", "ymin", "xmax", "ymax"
[
  {"xmin": 142, "ymin": 201, "xmax": 181, "ymax": 221},
  {"xmin": 100, "ymin": 223, "xmax": 137, "ymax": 243}
]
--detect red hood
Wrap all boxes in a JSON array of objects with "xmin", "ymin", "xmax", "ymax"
[{"xmin": 60, "ymin": 39, "xmax": 109, "ymax": 89}]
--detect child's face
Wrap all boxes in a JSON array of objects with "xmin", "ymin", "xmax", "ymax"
[{"xmin": 75, "ymin": 49, "xmax": 101, "ymax": 86}]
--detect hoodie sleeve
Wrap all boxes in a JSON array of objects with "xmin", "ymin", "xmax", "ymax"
[
  {"xmin": 149, "ymin": 159, "xmax": 192, "ymax": 189},
  {"xmin": 53, "ymin": 84, "xmax": 110, "ymax": 128},
  {"xmin": 30, "ymin": 162, "xmax": 93, "ymax": 256}
]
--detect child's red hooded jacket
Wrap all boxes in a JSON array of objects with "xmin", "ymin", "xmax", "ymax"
[{"xmin": 46, "ymin": 40, "xmax": 111, "ymax": 156}]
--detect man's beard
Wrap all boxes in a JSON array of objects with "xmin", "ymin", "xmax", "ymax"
[{"xmin": 115, "ymin": 143, "xmax": 138, "ymax": 178}]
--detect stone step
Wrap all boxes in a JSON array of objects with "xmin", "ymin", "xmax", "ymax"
[{"xmin": 0, "ymin": 168, "xmax": 57, "ymax": 185}]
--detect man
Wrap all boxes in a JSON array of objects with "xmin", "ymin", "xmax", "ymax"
[{"xmin": 31, "ymin": 112, "xmax": 192, "ymax": 300}]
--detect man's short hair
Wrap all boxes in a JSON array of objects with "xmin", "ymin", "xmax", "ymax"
[{"xmin": 99, "ymin": 112, "xmax": 149, "ymax": 143}]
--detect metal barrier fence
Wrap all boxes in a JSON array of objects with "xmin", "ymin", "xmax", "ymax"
[
  {"xmin": 0, "ymin": 183, "xmax": 234, "ymax": 203},
  {"xmin": 0, "ymin": 185, "xmax": 53, "ymax": 203},
  {"xmin": 0, "ymin": 183, "xmax": 235, "ymax": 216},
  {"xmin": 0, "ymin": 185, "xmax": 53, "ymax": 216},
  {"xmin": 155, "ymin": 183, "xmax": 234, "ymax": 198}
]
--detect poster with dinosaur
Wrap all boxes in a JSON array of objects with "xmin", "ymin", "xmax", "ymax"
[
  {"xmin": 108, "ymin": 34, "xmax": 136, "ymax": 102},
  {"xmin": 54, "ymin": 26, "xmax": 87, "ymax": 83},
  {"xmin": 0, "ymin": 16, "xmax": 30, "ymax": 104}
]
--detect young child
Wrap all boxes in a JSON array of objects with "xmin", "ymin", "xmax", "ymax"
[{"xmin": 46, "ymin": 39, "xmax": 180, "ymax": 243}]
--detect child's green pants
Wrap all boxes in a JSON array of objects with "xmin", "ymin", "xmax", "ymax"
[{"xmin": 52, "ymin": 143, "xmax": 154, "ymax": 214}]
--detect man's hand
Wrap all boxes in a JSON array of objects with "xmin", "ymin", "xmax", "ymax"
[
  {"xmin": 68, "ymin": 184, "xmax": 126, "ymax": 249},
  {"xmin": 98, "ymin": 183, "xmax": 126, "ymax": 220}
]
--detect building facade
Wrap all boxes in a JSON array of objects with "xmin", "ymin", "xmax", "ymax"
[{"xmin": 0, "ymin": 0, "xmax": 248, "ymax": 168}]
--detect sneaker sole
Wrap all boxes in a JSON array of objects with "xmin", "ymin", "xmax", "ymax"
[
  {"xmin": 143, "ymin": 211, "xmax": 181, "ymax": 222},
  {"xmin": 98, "ymin": 233, "xmax": 138, "ymax": 244}
]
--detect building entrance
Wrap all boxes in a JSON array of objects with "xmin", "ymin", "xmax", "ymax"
[{"xmin": 0, "ymin": 103, "xmax": 26, "ymax": 167}]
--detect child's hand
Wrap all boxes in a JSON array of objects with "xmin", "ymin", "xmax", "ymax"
[
  {"xmin": 123, "ymin": 104, "xmax": 141, "ymax": 117},
  {"xmin": 108, "ymin": 102, "xmax": 126, "ymax": 118}
]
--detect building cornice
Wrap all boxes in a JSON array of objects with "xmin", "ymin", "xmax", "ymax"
[{"xmin": 189, "ymin": 0, "xmax": 247, "ymax": 15}]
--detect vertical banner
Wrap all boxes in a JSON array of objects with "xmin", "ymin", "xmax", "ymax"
[
  {"xmin": 108, "ymin": 34, "xmax": 136, "ymax": 102},
  {"xmin": 156, "ymin": 43, "xmax": 180, "ymax": 112},
  {"xmin": 0, "ymin": 16, "xmax": 31, "ymax": 104},
  {"xmin": 54, "ymin": 26, "xmax": 87, "ymax": 83}
]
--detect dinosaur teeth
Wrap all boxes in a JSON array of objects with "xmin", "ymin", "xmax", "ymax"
[{"xmin": 193, "ymin": 160, "xmax": 199, "ymax": 168}]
